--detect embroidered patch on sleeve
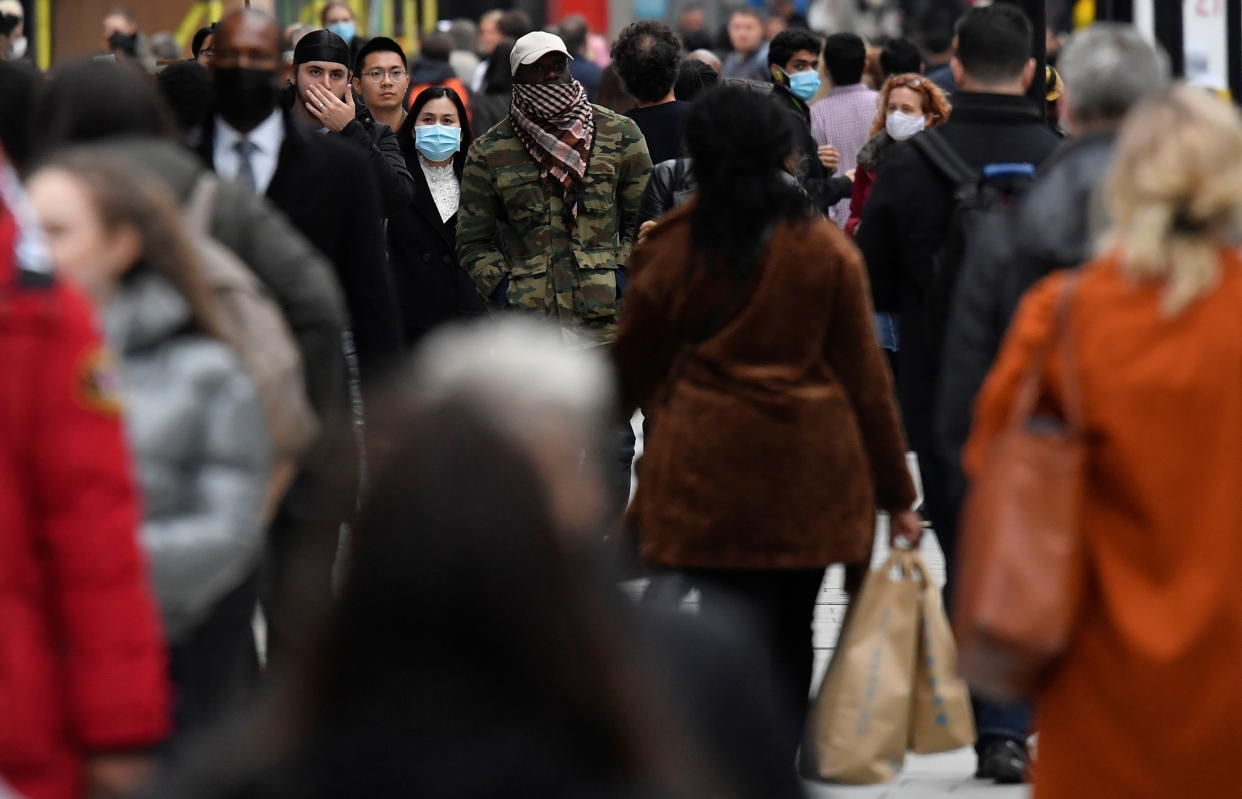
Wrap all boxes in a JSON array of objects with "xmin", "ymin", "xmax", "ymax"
[{"xmin": 77, "ymin": 346, "xmax": 124, "ymax": 416}]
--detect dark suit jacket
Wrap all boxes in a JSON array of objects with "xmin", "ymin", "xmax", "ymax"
[
  {"xmin": 199, "ymin": 111, "xmax": 403, "ymax": 383},
  {"xmin": 388, "ymin": 141, "xmax": 486, "ymax": 347}
]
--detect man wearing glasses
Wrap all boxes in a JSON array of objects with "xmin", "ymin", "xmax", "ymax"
[
  {"xmin": 353, "ymin": 36, "xmax": 412, "ymax": 135},
  {"xmin": 289, "ymin": 29, "xmax": 413, "ymax": 217}
]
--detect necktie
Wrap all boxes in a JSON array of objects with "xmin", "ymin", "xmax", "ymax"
[{"xmin": 234, "ymin": 139, "xmax": 258, "ymax": 193}]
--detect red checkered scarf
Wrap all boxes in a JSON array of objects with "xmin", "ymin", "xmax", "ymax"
[{"xmin": 509, "ymin": 80, "xmax": 595, "ymax": 219}]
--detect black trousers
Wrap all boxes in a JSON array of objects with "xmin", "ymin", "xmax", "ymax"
[{"xmin": 686, "ymin": 568, "xmax": 826, "ymax": 763}]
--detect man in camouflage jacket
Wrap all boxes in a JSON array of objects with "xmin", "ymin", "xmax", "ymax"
[{"xmin": 457, "ymin": 31, "xmax": 651, "ymax": 347}]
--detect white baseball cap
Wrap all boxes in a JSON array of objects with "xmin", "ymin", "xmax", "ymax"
[{"xmin": 510, "ymin": 31, "xmax": 573, "ymax": 76}]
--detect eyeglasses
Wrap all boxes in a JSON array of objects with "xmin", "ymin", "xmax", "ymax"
[{"xmin": 362, "ymin": 68, "xmax": 408, "ymax": 82}]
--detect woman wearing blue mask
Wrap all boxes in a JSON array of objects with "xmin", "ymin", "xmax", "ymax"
[
  {"xmin": 321, "ymin": 2, "xmax": 359, "ymax": 50},
  {"xmin": 390, "ymin": 87, "xmax": 486, "ymax": 348}
]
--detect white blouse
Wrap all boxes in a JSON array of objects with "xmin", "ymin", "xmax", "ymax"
[{"xmin": 419, "ymin": 159, "xmax": 460, "ymax": 223}]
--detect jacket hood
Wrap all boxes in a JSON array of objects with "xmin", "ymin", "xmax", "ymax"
[
  {"xmin": 1013, "ymin": 132, "xmax": 1116, "ymax": 267},
  {"xmin": 104, "ymin": 269, "xmax": 193, "ymax": 355}
]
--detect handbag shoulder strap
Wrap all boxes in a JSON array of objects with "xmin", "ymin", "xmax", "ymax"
[{"xmin": 1010, "ymin": 271, "xmax": 1084, "ymax": 430}]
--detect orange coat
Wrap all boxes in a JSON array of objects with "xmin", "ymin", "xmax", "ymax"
[{"xmin": 966, "ymin": 251, "xmax": 1242, "ymax": 799}]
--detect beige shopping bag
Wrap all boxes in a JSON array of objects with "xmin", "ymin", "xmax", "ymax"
[
  {"xmin": 908, "ymin": 553, "xmax": 976, "ymax": 754},
  {"xmin": 809, "ymin": 551, "xmax": 922, "ymax": 784}
]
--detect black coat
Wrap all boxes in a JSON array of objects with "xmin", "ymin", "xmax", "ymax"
[
  {"xmin": 856, "ymin": 92, "xmax": 1060, "ymax": 453},
  {"xmin": 198, "ymin": 110, "xmax": 403, "ymax": 383},
  {"xmin": 936, "ymin": 132, "xmax": 1115, "ymax": 501},
  {"xmin": 387, "ymin": 142, "xmax": 486, "ymax": 347}
]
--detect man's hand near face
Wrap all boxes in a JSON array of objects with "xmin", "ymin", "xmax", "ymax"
[{"xmin": 305, "ymin": 83, "xmax": 355, "ymax": 132}]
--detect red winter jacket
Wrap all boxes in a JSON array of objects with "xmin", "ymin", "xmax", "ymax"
[{"xmin": 0, "ymin": 204, "xmax": 170, "ymax": 799}]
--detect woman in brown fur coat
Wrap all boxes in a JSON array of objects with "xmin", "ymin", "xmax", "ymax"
[{"xmin": 612, "ymin": 85, "xmax": 922, "ymax": 761}]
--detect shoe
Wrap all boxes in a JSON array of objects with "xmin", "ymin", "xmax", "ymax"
[{"xmin": 974, "ymin": 736, "xmax": 1029, "ymax": 784}]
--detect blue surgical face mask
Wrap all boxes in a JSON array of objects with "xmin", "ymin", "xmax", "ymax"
[
  {"xmin": 415, "ymin": 124, "xmax": 462, "ymax": 162},
  {"xmin": 788, "ymin": 69, "xmax": 821, "ymax": 101},
  {"xmin": 327, "ymin": 21, "xmax": 356, "ymax": 42}
]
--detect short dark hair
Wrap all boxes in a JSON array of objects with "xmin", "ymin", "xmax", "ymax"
[
  {"xmin": 156, "ymin": 60, "xmax": 212, "ymax": 134},
  {"xmin": 729, "ymin": 7, "xmax": 764, "ymax": 25},
  {"xmin": 611, "ymin": 21, "xmax": 682, "ymax": 104},
  {"xmin": 821, "ymin": 32, "xmax": 865, "ymax": 85},
  {"xmin": 191, "ymin": 23, "xmax": 216, "ymax": 59},
  {"xmin": 880, "ymin": 37, "xmax": 923, "ymax": 78},
  {"xmin": 558, "ymin": 14, "xmax": 589, "ymax": 55},
  {"xmin": 498, "ymin": 9, "xmax": 531, "ymax": 39},
  {"xmin": 354, "ymin": 36, "xmax": 408, "ymax": 74},
  {"xmin": 673, "ymin": 57, "xmax": 717, "ymax": 102},
  {"xmin": 767, "ymin": 29, "xmax": 820, "ymax": 71},
  {"xmin": 955, "ymin": 3, "xmax": 1032, "ymax": 85},
  {"xmin": 420, "ymin": 32, "xmax": 454, "ymax": 63}
]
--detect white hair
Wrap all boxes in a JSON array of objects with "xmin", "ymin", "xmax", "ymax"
[
  {"xmin": 409, "ymin": 318, "xmax": 615, "ymax": 443},
  {"xmin": 1059, "ymin": 24, "xmax": 1169, "ymax": 124}
]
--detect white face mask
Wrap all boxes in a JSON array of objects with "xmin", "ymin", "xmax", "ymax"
[
  {"xmin": 10, "ymin": 36, "xmax": 25, "ymax": 59},
  {"xmin": 886, "ymin": 110, "xmax": 926, "ymax": 141}
]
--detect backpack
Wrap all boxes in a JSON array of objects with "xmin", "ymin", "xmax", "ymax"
[
  {"xmin": 183, "ymin": 174, "xmax": 319, "ymax": 471},
  {"xmin": 909, "ymin": 129, "xmax": 1036, "ymax": 359}
]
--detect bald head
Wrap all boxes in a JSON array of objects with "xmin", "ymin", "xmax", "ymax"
[{"xmin": 212, "ymin": 9, "xmax": 281, "ymax": 74}]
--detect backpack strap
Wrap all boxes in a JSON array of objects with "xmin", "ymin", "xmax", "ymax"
[{"xmin": 910, "ymin": 129, "xmax": 981, "ymax": 202}]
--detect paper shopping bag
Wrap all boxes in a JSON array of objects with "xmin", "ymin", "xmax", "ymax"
[
  {"xmin": 809, "ymin": 551, "xmax": 922, "ymax": 784},
  {"xmin": 908, "ymin": 553, "xmax": 976, "ymax": 754}
]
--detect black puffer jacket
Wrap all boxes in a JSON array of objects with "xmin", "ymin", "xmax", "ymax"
[{"xmin": 936, "ymin": 132, "xmax": 1116, "ymax": 501}]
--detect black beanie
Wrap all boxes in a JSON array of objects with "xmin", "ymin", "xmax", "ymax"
[{"xmin": 293, "ymin": 29, "xmax": 351, "ymax": 68}]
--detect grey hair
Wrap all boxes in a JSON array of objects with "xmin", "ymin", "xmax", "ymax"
[
  {"xmin": 410, "ymin": 318, "xmax": 616, "ymax": 443},
  {"xmin": 1058, "ymin": 23, "xmax": 1170, "ymax": 125}
]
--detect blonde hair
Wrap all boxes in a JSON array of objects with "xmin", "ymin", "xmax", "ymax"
[{"xmin": 1105, "ymin": 85, "xmax": 1242, "ymax": 315}]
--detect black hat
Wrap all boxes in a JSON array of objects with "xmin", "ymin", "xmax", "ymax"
[
  {"xmin": 294, "ymin": 29, "xmax": 351, "ymax": 68},
  {"xmin": 354, "ymin": 35, "xmax": 407, "ymax": 75}
]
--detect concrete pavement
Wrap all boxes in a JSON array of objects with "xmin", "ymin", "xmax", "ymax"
[{"xmin": 803, "ymin": 750, "xmax": 1030, "ymax": 798}]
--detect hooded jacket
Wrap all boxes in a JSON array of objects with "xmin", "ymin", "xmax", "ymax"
[{"xmin": 104, "ymin": 269, "xmax": 272, "ymax": 641}]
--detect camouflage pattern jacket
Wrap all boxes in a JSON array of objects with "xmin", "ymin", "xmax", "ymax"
[{"xmin": 457, "ymin": 104, "xmax": 652, "ymax": 346}]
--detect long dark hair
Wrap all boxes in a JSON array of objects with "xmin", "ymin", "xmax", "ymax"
[
  {"xmin": 685, "ymin": 85, "xmax": 810, "ymax": 273},
  {"xmin": 397, "ymin": 85, "xmax": 473, "ymax": 180}
]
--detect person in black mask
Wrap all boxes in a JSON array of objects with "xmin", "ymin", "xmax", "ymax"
[
  {"xmin": 204, "ymin": 7, "xmax": 402, "ymax": 662},
  {"xmin": 102, "ymin": 6, "xmax": 140, "ymax": 60},
  {"xmin": 284, "ymin": 29, "xmax": 413, "ymax": 218}
]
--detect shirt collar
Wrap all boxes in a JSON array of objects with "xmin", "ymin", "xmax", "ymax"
[{"xmin": 216, "ymin": 108, "xmax": 283, "ymax": 154}]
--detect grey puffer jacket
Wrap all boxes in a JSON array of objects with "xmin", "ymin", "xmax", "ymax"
[{"xmin": 104, "ymin": 270, "xmax": 272, "ymax": 643}]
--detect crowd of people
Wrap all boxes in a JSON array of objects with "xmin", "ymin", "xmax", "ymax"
[{"xmin": 1, "ymin": 2, "xmax": 1240, "ymax": 799}]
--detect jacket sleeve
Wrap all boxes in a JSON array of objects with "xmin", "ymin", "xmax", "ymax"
[
  {"xmin": 214, "ymin": 181, "xmax": 348, "ymax": 420},
  {"xmin": 963, "ymin": 271, "xmax": 1069, "ymax": 478},
  {"xmin": 638, "ymin": 160, "xmax": 677, "ymax": 227},
  {"xmin": 33, "ymin": 285, "xmax": 170, "ymax": 751},
  {"xmin": 936, "ymin": 214, "xmax": 1016, "ymax": 504},
  {"xmin": 339, "ymin": 119, "xmax": 416, "ymax": 218},
  {"xmin": 823, "ymin": 237, "xmax": 918, "ymax": 512},
  {"xmin": 610, "ymin": 239, "xmax": 680, "ymax": 418},
  {"xmin": 335, "ymin": 154, "xmax": 404, "ymax": 380},
  {"xmin": 615, "ymin": 121, "xmax": 653, "ymax": 269},
  {"xmin": 457, "ymin": 141, "xmax": 510, "ymax": 299},
  {"xmin": 845, "ymin": 168, "xmax": 872, "ymax": 237},
  {"xmin": 141, "ymin": 354, "xmax": 272, "ymax": 641},
  {"xmin": 855, "ymin": 154, "xmax": 904, "ymax": 312}
]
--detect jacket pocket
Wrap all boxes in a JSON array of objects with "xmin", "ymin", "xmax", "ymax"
[
  {"xmin": 579, "ymin": 165, "xmax": 619, "ymax": 245},
  {"xmin": 494, "ymin": 164, "xmax": 544, "ymax": 228},
  {"xmin": 574, "ymin": 249, "xmax": 620, "ymax": 320},
  {"xmin": 508, "ymin": 266, "xmax": 548, "ymax": 313}
]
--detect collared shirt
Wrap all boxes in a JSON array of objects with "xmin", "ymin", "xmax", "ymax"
[
  {"xmin": 214, "ymin": 109, "xmax": 284, "ymax": 196},
  {"xmin": 810, "ymin": 83, "xmax": 878, "ymax": 228}
]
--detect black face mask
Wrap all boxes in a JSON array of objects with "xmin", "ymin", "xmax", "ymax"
[
  {"xmin": 107, "ymin": 30, "xmax": 138, "ymax": 57},
  {"xmin": 213, "ymin": 67, "xmax": 279, "ymax": 132}
]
